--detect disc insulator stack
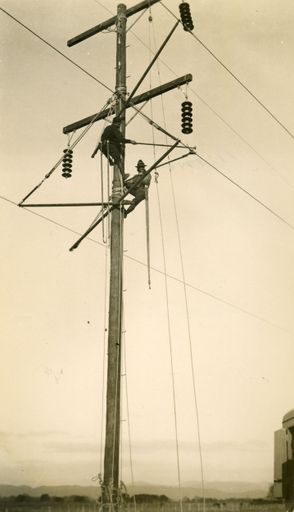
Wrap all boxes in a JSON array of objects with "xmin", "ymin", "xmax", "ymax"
[
  {"xmin": 179, "ymin": 3, "xmax": 194, "ymax": 31},
  {"xmin": 181, "ymin": 101, "xmax": 193, "ymax": 134},
  {"xmin": 62, "ymin": 149, "xmax": 73, "ymax": 179}
]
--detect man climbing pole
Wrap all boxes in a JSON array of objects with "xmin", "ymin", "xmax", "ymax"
[
  {"xmin": 123, "ymin": 160, "xmax": 151, "ymax": 217},
  {"xmin": 91, "ymin": 117, "xmax": 136, "ymax": 181}
]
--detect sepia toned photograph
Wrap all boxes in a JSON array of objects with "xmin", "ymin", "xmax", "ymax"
[{"xmin": 1, "ymin": 1, "xmax": 293, "ymax": 511}]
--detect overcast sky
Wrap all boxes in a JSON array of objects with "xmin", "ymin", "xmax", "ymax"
[{"xmin": 1, "ymin": 0, "xmax": 294, "ymax": 490}]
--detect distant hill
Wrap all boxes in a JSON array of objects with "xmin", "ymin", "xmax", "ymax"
[
  {"xmin": 0, "ymin": 481, "xmax": 269, "ymax": 500},
  {"xmin": 0, "ymin": 485, "xmax": 99, "ymax": 500},
  {"xmin": 127, "ymin": 482, "xmax": 269, "ymax": 500}
]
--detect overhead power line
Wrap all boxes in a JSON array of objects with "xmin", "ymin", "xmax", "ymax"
[
  {"xmin": 196, "ymin": 153, "xmax": 294, "ymax": 232},
  {"xmin": 160, "ymin": 1, "xmax": 294, "ymax": 141},
  {"xmin": 3, "ymin": 2, "xmax": 291, "ymax": 191},
  {"xmin": 0, "ymin": 193, "xmax": 290, "ymax": 335},
  {"xmin": 3, "ymin": 6, "xmax": 293, "ymax": 232},
  {"xmin": 0, "ymin": 7, "xmax": 113, "ymax": 94},
  {"xmin": 1, "ymin": 4, "xmax": 293, "ymax": 333},
  {"xmin": 94, "ymin": 0, "xmax": 292, "ymax": 188}
]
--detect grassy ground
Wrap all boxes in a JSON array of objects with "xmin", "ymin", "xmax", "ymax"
[{"xmin": 0, "ymin": 500, "xmax": 285, "ymax": 512}]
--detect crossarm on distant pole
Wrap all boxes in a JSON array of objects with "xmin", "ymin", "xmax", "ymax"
[
  {"xmin": 67, "ymin": 0, "xmax": 161, "ymax": 47},
  {"xmin": 69, "ymin": 140, "xmax": 180, "ymax": 251},
  {"xmin": 63, "ymin": 74, "xmax": 192, "ymax": 134}
]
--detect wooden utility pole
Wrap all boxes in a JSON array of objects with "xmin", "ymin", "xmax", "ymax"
[
  {"xmin": 103, "ymin": 3, "xmax": 126, "ymax": 506},
  {"xmin": 17, "ymin": 2, "xmax": 193, "ymax": 509},
  {"xmin": 57, "ymin": 0, "xmax": 191, "ymax": 507}
]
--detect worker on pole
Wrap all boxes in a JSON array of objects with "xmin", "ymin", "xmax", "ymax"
[
  {"xmin": 123, "ymin": 159, "xmax": 151, "ymax": 217},
  {"xmin": 92, "ymin": 116, "xmax": 136, "ymax": 181}
]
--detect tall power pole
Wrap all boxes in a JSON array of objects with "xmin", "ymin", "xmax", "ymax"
[
  {"xmin": 17, "ymin": 1, "xmax": 194, "ymax": 508},
  {"xmin": 103, "ymin": 4, "xmax": 126, "ymax": 505},
  {"xmin": 55, "ymin": 0, "xmax": 191, "ymax": 507}
]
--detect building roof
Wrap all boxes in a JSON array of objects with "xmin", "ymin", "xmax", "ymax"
[{"xmin": 283, "ymin": 409, "xmax": 294, "ymax": 429}]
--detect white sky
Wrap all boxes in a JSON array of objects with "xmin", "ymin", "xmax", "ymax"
[{"xmin": 1, "ymin": 0, "xmax": 294, "ymax": 489}]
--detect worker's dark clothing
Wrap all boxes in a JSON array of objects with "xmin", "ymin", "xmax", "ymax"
[
  {"xmin": 101, "ymin": 124, "xmax": 132, "ymax": 172},
  {"xmin": 124, "ymin": 172, "xmax": 151, "ymax": 216}
]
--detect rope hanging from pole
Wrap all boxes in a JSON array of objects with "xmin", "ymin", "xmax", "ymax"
[
  {"xmin": 100, "ymin": 149, "xmax": 106, "ymax": 243},
  {"xmin": 147, "ymin": 12, "xmax": 205, "ymax": 504},
  {"xmin": 145, "ymin": 186, "xmax": 151, "ymax": 289},
  {"xmin": 107, "ymin": 141, "xmax": 111, "ymax": 238},
  {"xmin": 69, "ymin": 141, "xmax": 179, "ymax": 252}
]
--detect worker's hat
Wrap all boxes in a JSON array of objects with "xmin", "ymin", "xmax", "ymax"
[
  {"xmin": 112, "ymin": 117, "xmax": 121, "ymax": 124},
  {"xmin": 136, "ymin": 159, "xmax": 146, "ymax": 168}
]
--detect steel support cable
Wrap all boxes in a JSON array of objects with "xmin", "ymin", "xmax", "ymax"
[
  {"xmin": 149, "ymin": 20, "xmax": 205, "ymax": 510},
  {"xmin": 155, "ymin": 152, "xmax": 193, "ymax": 169},
  {"xmin": 169, "ymin": 172, "xmax": 206, "ymax": 512},
  {"xmin": 1, "ymin": 194, "xmax": 290, "ymax": 333},
  {"xmin": 130, "ymin": 142, "xmax": 195, "ymax": 148},
  {"xmin": 126, "ymin": 100, "xmax": 148, "ymax": 126},
  {"xmin": 0, "ymin": 7, "xmax": 113, "ymax": 94},
  {"xmin": 159, "ymin": 1, "xmax": 294, "ymax": 142},
  {"xmin": 19, "ymin": 97, "xmax": 114, "ymax": 205},
  {"xmin": 196, "ymin": 152, "xmax": 294, "ymax": 232},
  {"xmin": 155, "ymin": 176, "xmax": 184, "ymax": 512},
  {"xmin": 126, "ymin": 7, "xmax": 147, "ymax": 33}
]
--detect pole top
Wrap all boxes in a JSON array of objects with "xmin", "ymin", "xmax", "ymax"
[{"xmin": 67, "ymin": 0, "xmax": 161, "ymax": 47}]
